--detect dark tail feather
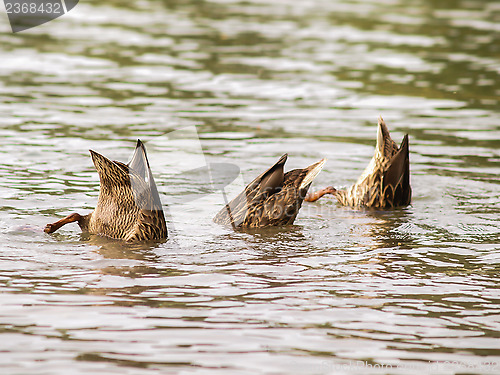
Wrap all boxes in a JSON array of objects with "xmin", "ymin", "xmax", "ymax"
[{"xmin": 383, "ymin": 134, "xmax": 411, "ymax": 206}]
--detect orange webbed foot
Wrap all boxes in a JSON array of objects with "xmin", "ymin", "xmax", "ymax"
[
  {"xmin": 305, "ymin": 186, "xmax": 337, "ymax": 202},
  {"xmin": 44, "ymin": 213, "xmax": 82, "ymax": 234}
]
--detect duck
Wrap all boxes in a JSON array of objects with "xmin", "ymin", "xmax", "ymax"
[
  {"xmin": 214, "ymin": 154, "xmax": 326, "ymax": 228},
  {"xmin": 305, "ymin": 117, "xmax": 411, "ymax": 208},
  {"xmin": 44, "ymin": 140, "xmax": 168, "ymax": 242}
]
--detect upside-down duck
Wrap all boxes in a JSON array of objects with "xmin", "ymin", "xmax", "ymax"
[
  {"xmin": 306, "ymin": 117, "xmax": 411, "ymax": 208},
  {"xmin": 44, "ymin": 140, "xmax": 168, "ymax": 242},
  {"xmin": 214, "ymin": 154, "xmax": 326, "ymax": 228}
]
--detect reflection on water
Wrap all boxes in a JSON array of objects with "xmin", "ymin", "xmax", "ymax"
[{"xmin": 0, "ymin": 0, "xmax": 499, "ymax": 373}]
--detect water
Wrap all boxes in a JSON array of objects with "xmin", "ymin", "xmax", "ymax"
[{"xmin": 0, "ymin": 0, "xmax": 499, "ymax": 373}]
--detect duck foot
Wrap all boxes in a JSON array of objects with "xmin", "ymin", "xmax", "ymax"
[
  {"xmin": 44, "ymin": 213, "xmax": 82, "ymax": 234},
  {"xmin": 305, "ymin": 186, "xmax": 336, "ymax": 202}
]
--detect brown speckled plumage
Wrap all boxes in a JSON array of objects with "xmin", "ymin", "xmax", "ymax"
[
  {"xmin": 306, "ymin": 117, "xmax": 411, "ymax": 208},
  {"xmin": 214, "ymin": 154, "xmax": 325, "ymax": 228},
  {"xmin": 45, "ymin": 140, "xmax": 167, "ymax": 242}
]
